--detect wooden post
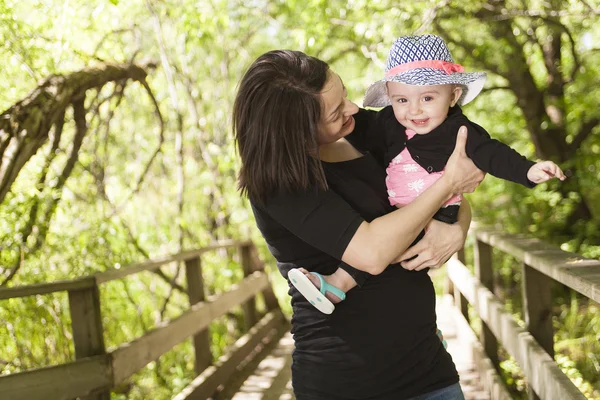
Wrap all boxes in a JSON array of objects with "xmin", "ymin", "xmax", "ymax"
[
  {"xmin": 185, "ymin": 256, "xmax": 212, "ymax": 374},
  {"xmin": 453, "ymin": 284, "xmax": 470, "ymax": 323},
  {"xmin": 447, "ymin": 248, "xmax": 465, "ymax": 297},
  {"xmin": 446, "ymin": 250, "xmax": 462, "ymax": 297},
  {"xmin": 457, "ymin": 248, "xmax": 466, "ymax": 264},
  {"xmin": 446, "ymin": 275, "xmax": 455, "ymax": 298},
  {"xmin": 68, "ymin": 282, "xmax": 110, "ymax": 400},
  {"xmin": 522, "ymin": 262, "xmax": 554, "ymax": 400},
  {"xmin": 249, "ymin": 244, "xmax": 279, "ymax": 312},
  {"xmin": 474, "ymin": 239, "xmax": 500, "ymax": 371},
  {"xmin": 240, "ymin": 244, "xmax": 259, "ymax": 331}
]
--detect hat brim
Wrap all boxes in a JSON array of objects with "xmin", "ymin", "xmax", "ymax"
[{"xmin": 363, "ymin": 68, "xmax": 487, "ymax": 107}]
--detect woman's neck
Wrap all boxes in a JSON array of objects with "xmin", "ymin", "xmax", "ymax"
[{"xmin": 318, "ymin": 138, "xmax": 363, "ymax": 163}]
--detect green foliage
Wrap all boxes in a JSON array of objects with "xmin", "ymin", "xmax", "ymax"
[{"xmin": 0, "ymin": 0, "xmax": 598, "ymax": 398}]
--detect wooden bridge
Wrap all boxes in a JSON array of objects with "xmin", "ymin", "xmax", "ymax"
[{"xmin": 0, "ymin": 228, "xmax": 598, "ymax": 400}]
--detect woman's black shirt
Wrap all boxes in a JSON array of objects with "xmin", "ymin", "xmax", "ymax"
[{"xmin": 250, "ymin": 109, "xmax": 458, "ymax": 399}]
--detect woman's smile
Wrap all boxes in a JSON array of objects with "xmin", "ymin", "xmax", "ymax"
[{"xmin": 342, "ymin": 115, "xmax": 355, "ymax": 131}]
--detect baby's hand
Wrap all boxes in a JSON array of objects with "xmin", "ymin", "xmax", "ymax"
[{"xmin": 527, "ymin": 161, "xmax": 566, "ymax": 183}]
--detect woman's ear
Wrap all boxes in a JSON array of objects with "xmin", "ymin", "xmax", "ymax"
[{"xmin": 451, "ymin": 85, "xmax": 463, "ymax": 107}]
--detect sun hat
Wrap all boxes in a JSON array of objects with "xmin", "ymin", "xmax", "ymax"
[{"xmin": 363, "ymin": 34, "xmax": 486, "ymax": 107}]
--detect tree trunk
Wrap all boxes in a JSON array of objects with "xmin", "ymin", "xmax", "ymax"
[
  {"xmin": 438, "ymin": 0, "xmax": 595, "ymax": 230},
  {"xmin": 0, "ymin": 62, "xmax": 154, "ymax": 206}
]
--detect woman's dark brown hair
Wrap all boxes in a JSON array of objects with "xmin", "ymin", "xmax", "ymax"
[{"xmin": 233, "ymin": 50, "xmax": 329, "ymax": 204}]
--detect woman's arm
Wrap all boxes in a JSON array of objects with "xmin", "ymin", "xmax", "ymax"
[
  {"xmin": 396, "ymin": 199, "xmax": 472, "ymax": 271},
  {"xmin": 341, "ymin": 127, "xmax": 484, "ymax": 275}
]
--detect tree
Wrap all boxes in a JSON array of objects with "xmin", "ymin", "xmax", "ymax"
[
  {"xmin": 0, "ymin": 0, "xmax": 598, "ymax": 398},
  {"xmin": 428, "ymin": 0, "xmax": 600, "ymax": 234}
]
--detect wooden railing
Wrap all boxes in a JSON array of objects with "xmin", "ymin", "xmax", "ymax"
[
  {"xmin": 447, "ymin": 227, "xmax": 600, "ymax": 400},
  {"xmin": 0, "ymin": 240, "xmax": 288, "ymax": 400}
]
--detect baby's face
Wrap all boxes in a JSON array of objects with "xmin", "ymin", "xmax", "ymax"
[{"xmin": 386, "ymin": 82, "xmax": 462, "ymax": 135}]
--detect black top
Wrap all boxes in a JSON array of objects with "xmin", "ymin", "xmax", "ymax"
[
  {"xmin": 250, "ymin": 109, "xmax": 458, "ymax": 399},
  {"xmin": 381, "ymin": 105, "xmax": 536, "ymax": 187}
]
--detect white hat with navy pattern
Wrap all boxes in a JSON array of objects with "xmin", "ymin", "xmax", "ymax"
[{"xmin": 364, "ymin": 34, "xmax": 486, "ymax": 107}]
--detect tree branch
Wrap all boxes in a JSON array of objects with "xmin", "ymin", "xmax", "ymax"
[
  {"xmin": 0, "ymin": 62, "xmax": 157, "ymax": 206},
  {"xmin": 541, "ymin": 18, "xmax": 580, "ymax": 84},
  {"xmin": 415, "ymin": 0, "xmax": 451, "ymax": 36},
  {"xmin": 577, "ymin": 0, "xmax": 600, "ymax": 13},
  {"xmin": 175, "ymin": 65, "xmax": 215, "ymax": 169},
  {"xmin": 1, "ymin": 96, "xmax": 87, "ymax": 286},
  {"xmin": 480, "ymin": 8, "xmax": 599, "ymax": 19},
  {"xmin": 568, "ymin": 117, "xmax": 600, "ymax": 157},
  {"xmin": 101, "ymin": 82, "xmax": 127, "ymax": 186},
  {"xmin": 34, "ymin": 98, "xmax": 88, "ymax": 244},
  {"xmin": 323, "ymin": 45, "xmax": 359, "ymax": 65},
  {"xmin": 115, "ymin": 77, "xmax": 165, "ymax": 208},
  {"xmin": 1, "ymin": 112, "xmax": 65, "ymax": 286},
  {"xmin": 480, "ymin": 85, "xmax": 512, "ymax": 94},
  {"xmin": 433, "ymin": 22, "xmax": 502, "ymax": 76},
  {"xmin": 147, "ymin": 0, "xmax": 186, "ymax": 253},
  {"xmin": 93, "ymin": 27, "xmax": 138, "ymax": 60}
]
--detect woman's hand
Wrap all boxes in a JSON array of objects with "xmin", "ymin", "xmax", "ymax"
[
  {"xmin": 398, "ymin": 200, "xmax": 472, "ymax": 271},
  {"xmin": 443, "ymin": 126, "xmax": 485, "ymax": 195},
  {"xmin": 398, "ymin": 219, "xmax": 466, "ymax": 271}
]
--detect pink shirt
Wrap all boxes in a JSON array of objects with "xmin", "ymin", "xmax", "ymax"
[{"xmin": 386, "ymin": 129, "xmax": 462, "ymax": 207}]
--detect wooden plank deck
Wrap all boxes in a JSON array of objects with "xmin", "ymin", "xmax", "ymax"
[
  {"xmin": 219, "ymin": 295, "xmax": 500, "ymax": 400},
  {"xmin": 227, "ymin": 333, "xmax": 294, "ymax": 400},
  {"xmin": 436, "ymin": 295, "xmax": 493, "ymax": 400}
]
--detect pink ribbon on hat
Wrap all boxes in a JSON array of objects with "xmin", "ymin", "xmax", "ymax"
[{"xmin": 386, "ymin": 60, "xmax": 464, "ymax": 77}]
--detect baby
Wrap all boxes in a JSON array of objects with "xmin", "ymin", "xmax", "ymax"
[{"xmin": 288, "ymin": 34, "xmax": 565, "ymax": 315}]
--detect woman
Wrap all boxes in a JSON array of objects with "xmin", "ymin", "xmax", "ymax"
[{"xmin": 233, "ymin": 50, "xmax": 484, "ymax": 400}]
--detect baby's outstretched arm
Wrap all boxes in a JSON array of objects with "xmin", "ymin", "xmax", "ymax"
[{"xmin": 527, "ymin": 161, "xmax": 566, "ymax": 183}]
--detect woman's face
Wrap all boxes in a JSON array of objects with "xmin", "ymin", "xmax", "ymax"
[{"xmin": 317, "ymin": 72, "xmax": 359, "ymax": 145}]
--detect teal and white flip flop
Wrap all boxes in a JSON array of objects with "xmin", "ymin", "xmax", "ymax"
[
  {"xmin": 288, "ymin": 268, "xmax": 346, "ymax": 314},
  {"xmin": 437, "ymin": 328, "xmax": 448, "ymax": 349}
]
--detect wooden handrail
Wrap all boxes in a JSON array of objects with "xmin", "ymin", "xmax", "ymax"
[
  {"xmin": 95, "ymin": 240, "xmax": 251, "ymax": 283},
  {"xmin": 0, "ymin": 272, "xmax": 276, "ymax": 399},
  {"xmin": 448, "ymin": 258, "xmax": 587, "ymax": 400},
  {"xmin": 0, "ymin": 277, "xmax": 96, "ymax": 300},
  {"xmin": 0, "ymin": 356, "xmax": 112, "ymax": 400},
  {"xmin": 448, "ymin": 227, "xmax": 599, "ymax": 400},
  {"xmin": 0, "ymin": 240, "xmax": 252, "ymax": 299},
  {"xmin": 474, "ymin": 228, "xmax": 600, "ymax": 303},
  {"xmin": 0, "ymin": 240, "xmax": 286, "ymax": 400},
  {"xmin": 111, "ymin": 271, "xmax": 269, "ymax": 384}
]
